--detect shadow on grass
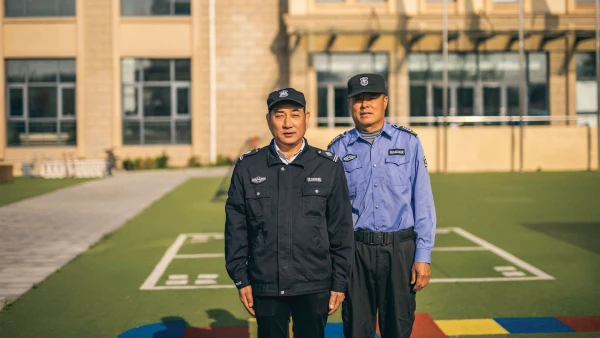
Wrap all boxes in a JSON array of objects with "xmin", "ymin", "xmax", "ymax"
[
  {"xmin": 523, "ymin": 222, "xmax": 600, "ymax": 255},
  {"xmin": 147, "ymin": 310, "xmax": 248, "ymax": 338}
]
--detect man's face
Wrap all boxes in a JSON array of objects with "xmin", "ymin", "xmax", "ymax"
[
  {"xmin": 266, "ymin": 102, "xmax": 310, "ymax": 147},
  {"xmin": 348, "ymin": 93, "xmax": 388, "ymax": 131}
]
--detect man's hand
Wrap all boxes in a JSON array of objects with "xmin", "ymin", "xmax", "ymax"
[
  {"xmin": 328, "ymin": 291, "xmax": 345, "ymax": 315},
  {"xmin": 239, "ymin": 286, "xmax": 255, "ymax": 317},
  {"xmin": 411, "ymin": 262, "xmax": 431, "ymax": 292}
]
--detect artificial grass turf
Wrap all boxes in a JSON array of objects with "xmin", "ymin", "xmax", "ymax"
[
  {"xmin": 0, "ymin": 173, "xmax": 599, "ymax": 337},
  {"xmin": 0, "ymin": 177, "xmax": 93, "ymax": 207}
]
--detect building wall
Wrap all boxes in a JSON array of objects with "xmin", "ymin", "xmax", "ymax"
[
  {"xmin": 1, "ymin": 0, "xmax": 598, "ymax": 175},
  {"xmin": 305, "ymin": 125, "xmax": 598, "ymax": 173}
]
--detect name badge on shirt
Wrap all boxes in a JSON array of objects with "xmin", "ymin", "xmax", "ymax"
[
  {"xmin": 388, "ymin": 149, "xmax": 405, "ymax": 156},
  {"xmin": 306, "ymin": 177, "xmax": 322, "ymax": 183}
]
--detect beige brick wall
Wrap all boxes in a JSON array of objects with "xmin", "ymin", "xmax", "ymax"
[
  {"xmin": 214, "ymin": 0, "xmax": 288, "ymax": 160},
  {"xmin": 0, "ymin": 2, "xmax": 4, "ymax": 161},
  {"xmin": 82, "ymin": 0, "xmax": 115, "ymax": 159}
]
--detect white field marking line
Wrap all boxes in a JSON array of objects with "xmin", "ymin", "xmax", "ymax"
[
  {"xmin": 174, "ymin": 253, "xmax": 224, "ymax": 259},
  {"xmin": 195, "ymin": 280, "xmax": 218, "ymax": 285},
  {"xmin": 436, "ymin": 228, "xmax": 452, "ymax": 234},
  {"xmin": 502, "ymin": 271, "xmax": 527, "ymax": 277},
  {"xmin": 452, "ymin": 227, "xmax": 554, "ymax": 280},
  {"xmin": 148, "ymin": 285, "xmax": 236, "ymax": 290},
  {"xmin": 166, "ymin": 280, "xmax": 188, "ymax": 286},
  {"xmin": 197, "ymin": 274, "xmax": 219, "ymax": 279},
  {"xmin": 168, "ymin": 274, "xmax": 189, "ymax": 280},
  {"xmin": 494, "ymin": 266, "xmax": 517, "ymax": 272},
  {"xmin": 430, "ymin": 276, "xmax": 548, "ymax": 283},
  {"xmin": 432, "ymin": 246, "xmax": 487, "ymax": 251},
  {"xmin": 140, "ymin": 234, "xmax": 188, "ymax": 290}
]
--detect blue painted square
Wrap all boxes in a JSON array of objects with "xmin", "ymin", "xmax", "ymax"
[
  {"xmin": 494, "ymin": 317, "xmax": 575, "ymax": 334},
  {"xmin": 324, "ymin": 322, "xmax": 379, "ymax": 338},
  {"xmin": 118, "ymin": 320, "xmax": 186, "ymax": 338}
]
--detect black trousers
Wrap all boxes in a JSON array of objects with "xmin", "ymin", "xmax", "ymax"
[
  {"xmin": 342, "ymin": 229, "xmax": 416, "ymax": 338},
  {"xmin": 254, "ymin": 291, "xmax": 329, "ymax": 338}
]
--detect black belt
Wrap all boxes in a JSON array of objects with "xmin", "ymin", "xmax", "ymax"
[{"xmin": 354, "ymin": 228, "xmax": 415, "ymax": 245}]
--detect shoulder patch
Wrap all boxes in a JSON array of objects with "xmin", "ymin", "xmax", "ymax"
[
  {"xmin": 316, "ymin": 149, "xmax": 339, "ymax": 163},
  {"xmin": 327, "ymin": 132, "xmax": 346, "ymax": 148},
  {"xmin": 239, "ymin": 148, "xmax": 260, "ymax": 161},
  {"xmin": 392, "ymin": 124, "xmax": 417, "ymax": 136}
]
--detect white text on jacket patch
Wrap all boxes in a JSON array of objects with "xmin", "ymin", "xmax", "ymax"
[{"xmin": 306, "ymin": 177, "xmax": 322, "ymax": 183}]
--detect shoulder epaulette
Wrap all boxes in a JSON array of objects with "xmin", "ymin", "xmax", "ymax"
[
  {"xmin": 327, "ymin": 132, "xmax": 346, "ymax": 148},
  {"xmin": 392, "ymin": 124, "xmax": 417, "ymax": 136},
  {"xmin": 239, "ymin": 148, "xmax": 260, "ymax": 161},
  {"xmin": 316, "ymin": 149, "xmax": 339, "ymax": 163}
]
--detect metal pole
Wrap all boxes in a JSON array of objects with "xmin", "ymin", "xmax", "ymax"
[
  {"xmin": 518, "ymin": 0, "xmax": 526, "ymax": 173},
  {"xmin": 596, "ymin": 0, "xmax": 600, "ymax": 171},
  {"xmin": 443, "ymin": 0, "xmax": 449, "ymax": 174}
]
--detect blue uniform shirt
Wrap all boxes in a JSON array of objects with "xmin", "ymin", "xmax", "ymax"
[{"xmin": 327, "ymin": 122, "xmax": 436, "ymax": 263}]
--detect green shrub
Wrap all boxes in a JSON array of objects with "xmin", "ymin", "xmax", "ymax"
[
  {"xmin": 156, "ymin": 152, "xmax": 169, "ymax": 169},
  {"xmin": 187, "ymin": 156, "xmax": 201, "ymax": 167}
]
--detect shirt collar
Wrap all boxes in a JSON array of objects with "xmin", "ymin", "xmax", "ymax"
[
  {"xmin": 273, "ymin": 138, "xmax": 305, "ymax": 165},
  {"xmin": 348, "ymin": 121, "xmax": 391, "ymax": 146}
]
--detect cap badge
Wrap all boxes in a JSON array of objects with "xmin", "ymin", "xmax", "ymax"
[
  {"xmin": 360, "ymin": 77, "xmax": 369, "ymax": 86},
  {"xmin": 279, "ymin": 90, "xmax": 289, "ymax": 98}
]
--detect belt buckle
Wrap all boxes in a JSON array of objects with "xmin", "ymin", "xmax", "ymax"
[{"xmin": 375, "ymin": 233, "xmax": 382, "ymax": 245}]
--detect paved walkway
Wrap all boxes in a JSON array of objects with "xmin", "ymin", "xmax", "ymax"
[{"xmin": 0, "ymin": 168, "xmax": 230, "ymax": 307}]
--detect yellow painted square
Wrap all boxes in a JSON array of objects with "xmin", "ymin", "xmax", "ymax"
[{"xmin": 435, "ymin": 319, "xmax": 509, "ymax": 335}]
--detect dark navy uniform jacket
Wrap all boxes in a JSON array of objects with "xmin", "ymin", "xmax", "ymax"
[{"xmin": 224, "ymin": 139, "xmax": 354, "ymax": 297}]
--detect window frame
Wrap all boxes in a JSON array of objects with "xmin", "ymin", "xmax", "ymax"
[
  {"xmin": 4, "ymin": 0, "xmax": 76, "ymax": 17},
  {"xmin": 120, "ymin": 0, "xmax": 191, "ymax": 16},
  {"xmin": 121, "ymin": 58, "xmax": 192, "ymax": 145},
  {"xmin": 5, "ymin": 59, "xmax": 77, "ymax": 147}
]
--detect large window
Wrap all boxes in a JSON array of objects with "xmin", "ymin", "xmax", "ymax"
[
  {"xmin": 408, "ymin": 52, "xmax": 548, "ymax": 126},
  {"xmin": 121, "ymin": 0, "xmax": 190, "ymax": 16},
  {"xmin": 315, "ymin": 53, "xmax": 388, "ymax": 127},
  {"xmin": 4, "ymin": 0, "xmax": 75, "ymax": 17},
  {"xmin": 122, "ymin": 59, "xmax": 191, "ymax": 145},
  {"xmin": 5, "ymin": 59, "xmax": 76, "ymax": 147},
  {"xmin": 576, "ymin": 52, "xmax": 597, "ymax": 126}
]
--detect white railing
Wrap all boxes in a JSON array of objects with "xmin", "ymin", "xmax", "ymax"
[
  {"xmin": 41, "ymin": 160, "xmax": 107, "ymax": 179},
  {"xmin": 316, "ymin": 115, "xmax": 597, "ymax": 126}
]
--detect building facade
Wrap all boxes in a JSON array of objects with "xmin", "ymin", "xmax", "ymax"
[{"xmin": 1, "ymin": 0, "xmax": 598, "ymax": 174}]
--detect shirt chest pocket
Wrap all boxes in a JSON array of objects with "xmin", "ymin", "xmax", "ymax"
[
  {"xmin": 385, "ymin": 156, "xmax": 410, "ymax": 186},
  {"xmin": 344, "ymin": 160, "xmax": 366, "ymax": 193},
  {"xmin": 245, "ymin": 185, "xmax": 272, "ymax": 220},
  {"xmin": 302, "ymin": 184, "xmax": 328, "ymax": 218}
]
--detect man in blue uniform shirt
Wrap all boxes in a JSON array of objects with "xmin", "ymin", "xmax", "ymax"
[{"xmin": 327, "ymin": 73, "xmax": 436, "ymax": 338}]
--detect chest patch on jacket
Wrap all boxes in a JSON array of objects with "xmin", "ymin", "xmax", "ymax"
[
  {"xmin": 306, "ymin": 177, "xmax": 322, "ymax": 183},
  {"xmin": 343, "ymin": 154, "xmax": 357, "ymax": 162},
  {"xmin": 251, "ymin": 176, "xmax": 266, "ymax": 184}
]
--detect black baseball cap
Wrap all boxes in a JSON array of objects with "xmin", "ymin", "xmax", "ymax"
[
  {"xmin": 267, "ymin": 88, "xmax": 306, "ymax": 111},
  {"xmin": 347, "ymin": 73, "xmax": 387, "ymax": 98}
]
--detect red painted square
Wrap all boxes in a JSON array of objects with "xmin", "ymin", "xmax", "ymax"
[
  {"xmin": 375, "ymin": 313, "xmax": 446, "ymax": 338},
  {"xmin": 411, "ymin": 313, "xmax": 447, "ymax": 338},
  {"xmin": 183, "ymin": 326, "xmax": 248, "ymax": 338},
  {"xmin": 556, "ymin": 316, "xmax": 600, "ymax": 332}
]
